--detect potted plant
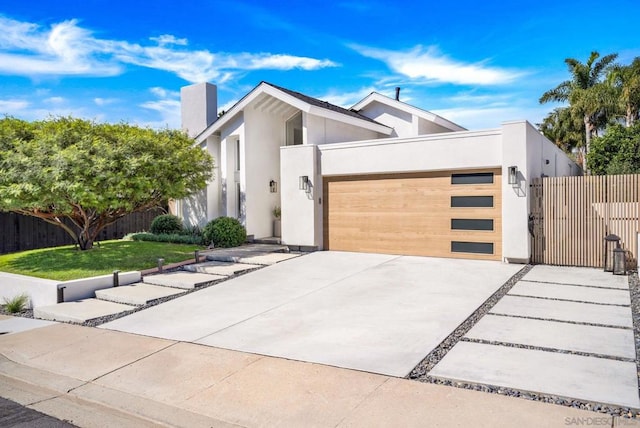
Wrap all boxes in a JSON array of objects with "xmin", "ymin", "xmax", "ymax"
[{"xmin": 272, "ymin": 206, "xmax": 281, "ymax": 237}]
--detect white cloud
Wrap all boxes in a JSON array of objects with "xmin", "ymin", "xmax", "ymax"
[
  {"xmin": 93, "ymin": 97, "xmax": 118, "ymax": 106},
  {"xmin": 0, "ymin": 98, "xmax": 30, "ymax": 114},
  {"xmin": 44, "ymin": 96, "xmax": 65, "ymax": 104},
  {"xmin": 315, "ymin": 87, "xmax": 376, "ymax": 107},
  {"xmin": 244, "ymin": 54, "xmax": 337, "ymax": 70},
  {"xmin": 0, "ymin": 15, "xmax": 338, "ymax": 82},
  {"xmin": 353, "ymin": 44, "xmax": 525, "ymax": 86},
  {"xmin": 149, "ymin": 34, "xmax": 188, "ymax": 46},
  {"xmin": 139, "ymin": 87, "xmax": 181, "ymax": 129}
]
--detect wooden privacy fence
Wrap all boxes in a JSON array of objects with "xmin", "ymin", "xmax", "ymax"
[
  {"xmin": 531, "ymin": 175, "xmax": 640, "ymax": 268},
  {"xmin": 0, "ymin": 208, "xmax": 165, "ymax": 254}
]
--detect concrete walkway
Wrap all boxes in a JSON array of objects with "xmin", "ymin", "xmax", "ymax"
[
  {"xmin": 100, "ymin": 252, "xmax": 521, "ymax": 377},
  {"xmin": 430, "ymin": 265, "xmax": 639, "ymax": 409},
  {"xmin": 0, "ymin": 322, "xmax": 629, "ymax": 428}
]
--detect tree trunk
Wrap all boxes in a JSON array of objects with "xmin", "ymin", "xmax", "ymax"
[{"xmin": 583, "ymin": 116, "xmax": 592, "ymax": 174}]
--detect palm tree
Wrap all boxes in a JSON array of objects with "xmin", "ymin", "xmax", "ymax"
[
  {"xmin": 539, "ymin": 107, "xmax": 583, "ymax": 154},
  {"xmin": 608, "ymin": 57, "xmax": 640, "ymax": 127},
  {"xmin": 540, "ymin": 51, "xmax": 618, "ymax": 172}
]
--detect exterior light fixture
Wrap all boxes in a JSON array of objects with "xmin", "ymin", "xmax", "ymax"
[
  {"xmin": 269, "ymin": 180, "xmax": 277, "ymax": 193},
  {"xmin": 299, "ymin": 175, "xmax": 309, "ymax": 191},
  {"xmin": 508, "ymin": 166, "xmax": 518, "ymax": 185},
  {"xmin": 613, "ymin": 247, "xmax": 627, "ymax": 275},
  {"xmin": 603, "ymin": 234, "xmax": 621, "ymax": 272}
]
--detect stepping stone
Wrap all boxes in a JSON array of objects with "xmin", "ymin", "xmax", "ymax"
[
  {"xmin": 509, "ymin": 280, "xmax": 631, "ymax": 305},
  {"xmin": 95, "ymin": 283, "xmax": 185, "ymax": 306},
  {"xmin": 490, "ymin": 295, "xmax": 633, "ymax": 328},
  {"xmin": 523, "ymin": 265, "xmax": 629, "ymax": 289},
  {"xmin": 34, "ymin": 299, "xmax": 135, "ymax": 324},
  {"xmin": 237, "ymin": 253, "xmax": 301, "ymax": 265},
  {"xmin": 430, "ymin": 341, "xmax": 640, "ymax": 409},
  {"xmin": 142, "ymin": 272, "xmax": 225, "ymax": 289},
  {"xmin": 183, "ymin": 261, "xmax": 259, "ymax": 276},
  {"xmin": 465, "ymin": 314, "xmax": 636, "ymax": 359}
]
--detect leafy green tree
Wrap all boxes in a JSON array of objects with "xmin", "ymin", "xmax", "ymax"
[
  {"xmin": 0, "ymin": 117, "xmax": 214, "ymax": 250},
  {"xmin": 608, "ymin": 57, "xmax": 640, "ymax": 127},
  {"xmin": 540, "ymin": 51, "xmax": 618, "ymax": 172},
  {"xmin": 587, "ymin": 123, "xmax": 640, "ymax": 175},
  {"xmin": 538, "ymin": 107, "xmax": 584, "ymax": 154}
]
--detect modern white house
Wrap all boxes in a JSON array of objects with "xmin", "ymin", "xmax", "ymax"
[{"xmin": 176, "ymin": 81, "xmax": 580, "ymax": 263}]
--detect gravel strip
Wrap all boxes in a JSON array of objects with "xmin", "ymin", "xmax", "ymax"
[
  {"xmin": 518, "ymin": 280, "xmax": 628, "ymax": 291},
  {"xmin": 409, "ymin": 266, "xmax": 640, "ymax": 419},
  {"xmin": 460, "ymin": 337, "xmax": 635, "ymax": 362},
  {"xmin": 408, "ymin": 264, "xmax": 532, "ymax": 378},
  {"xmin": 628, "ymin": 272, "xmax": 640, "ymax": 405},
  {"xmin": 488, "ymin": 312, "xmax": 633, "ymax": 330},
  {"xmin": 506, "ymin": 293, "xmax": 630, "ymax": 307}
]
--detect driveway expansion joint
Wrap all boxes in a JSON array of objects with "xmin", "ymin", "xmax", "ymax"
[{"xmin": 517, "ymin": 279, "xmax": 629, "ymax": 291}]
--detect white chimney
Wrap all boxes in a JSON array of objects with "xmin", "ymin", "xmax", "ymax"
[{"xmin": 180, "ymin": 82, "xmax": 218, "ymax": 138}]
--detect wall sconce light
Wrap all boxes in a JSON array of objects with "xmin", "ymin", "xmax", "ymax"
[
  {"xmin": 508, "ymin": 166, "xmax": 518, "ymax": 185},
  {"xmin": 299, "ymin": 175, "xmax": 309, "ymax": 191},
  {"xmin": 269, "ymin": 179, "xmax": 277, "ymax": 193}
]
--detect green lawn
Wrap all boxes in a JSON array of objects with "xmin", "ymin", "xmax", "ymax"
[{"xmin": 0, "ymin": 240, "xmax": 204, "ymax": 281}]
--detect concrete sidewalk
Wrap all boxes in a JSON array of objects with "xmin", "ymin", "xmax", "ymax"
[{"xmin": 0, "ymin": 322, "xmax": 632, "ymax": 427}]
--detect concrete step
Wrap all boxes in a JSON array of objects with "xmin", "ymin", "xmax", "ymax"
[
  {"xmin": 240, "ymin": 252, "xmax": 301, "ymax": 265},
  {"xmin": 142, "ymin": 272, "xmax": 225, "ymax": 289},
  {"xmin": 34, "ymin": 299, "xmax": 136, "ymax": 324},
  {"xmin": 204, "ymin": 244, "xmax": 289, "ymax": 263},
  {"xmin": 95, "ymin": 283, "xmax": 186, "ymax": 306},
  {"xmin": 183, "ymin": 261, "xmax": 260, "ymax": 276},
  {"xmin": 253, "ymin": 237, "xmax": 282, "ymax": 245}
]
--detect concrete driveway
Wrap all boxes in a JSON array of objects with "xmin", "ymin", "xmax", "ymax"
[{"xmin": 101, "ymin": 251, "xmax": 521, "ymax": 377}]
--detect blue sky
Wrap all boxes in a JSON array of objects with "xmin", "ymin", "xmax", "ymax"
[{"xmin": 1, "ymin": 0, "xmax": 639, "ymax": 130}]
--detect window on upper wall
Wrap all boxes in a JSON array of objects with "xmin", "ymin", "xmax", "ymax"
[
  {"xmin": 450, "ymin": 196, "xmax": 494, "ymax": 208},
  {"xmin": 286, "ymin": 112, "xmax": 303, "ymax": 146},
  {"xmin": 451, "ymin": 172, "xmax": 494, "ymax": 185}
]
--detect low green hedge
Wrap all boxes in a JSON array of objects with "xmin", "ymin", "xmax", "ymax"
[
  {"xmin": 127, "ymin": 232, "xmax": 204, "ymax": 245},
  {"xmin": 203, "ymin": 217, "xmax": 246, "ymax": 248},
  {"xmin": 150, "ymin": 214, "xmax": 184, "ymax": 235}
]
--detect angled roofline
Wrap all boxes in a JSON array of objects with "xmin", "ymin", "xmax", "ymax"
[
  {"xmin": 350, "ymin": 92, "xmax": 467, "ymax": 132},
  {"xmin": 195, "ymin": 82, "xmax": 393, "ymax": 143}
]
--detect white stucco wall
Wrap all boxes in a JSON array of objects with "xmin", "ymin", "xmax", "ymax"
[
  {"xmin": 243, "ymin": 107, "xmax": 283, "ymax": 238},
  {"xmin": 419, "ymin": 118, "xmax": 454, "ymax": 135},
  {"xmin": 319, "ymin": 130, "xmax": 503, "ymax": 176},
  {"xmin": 281, "ymin": 145, "xmax": 319, "ymax": 247},
  {"xmin": 357, "ymin": 101, "xmax": 414, "ymax": 137},
  {"xmin": 181, "ymin": 83, "xmax": 217, "ymax": 138},
  {"xmin": 206, "ymin": 135, "xmax": 222, "ymax": 221},
  {"xmin": 501, "ymin": 120, "xmax": 579, "ymax": 263},
  {"xmin": 281, "ymin": 121, "xmax": 577, "ymax": 262},
  {"xmin": 305, "ymin": 113, "xmax": 382, "ymax": 145}
]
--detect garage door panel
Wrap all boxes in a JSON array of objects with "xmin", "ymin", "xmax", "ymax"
[{"xmin": 323, "ymin": 169, "xmax": 502, "ymax": 260}]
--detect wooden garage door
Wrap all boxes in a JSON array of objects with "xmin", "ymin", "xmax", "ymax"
[{"xmin": 323, "ymin": 169, "xmax": 502, "ymax": 260}]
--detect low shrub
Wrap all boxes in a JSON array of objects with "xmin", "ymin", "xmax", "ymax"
[
  {"xmin": 150, "ymin": 214, "xmax": 183, "ymax": 235},
  {"xmin": 129, "ymin": 232, "xmax": 204, "ymax": 245},
  {"xmin": 181, "ymin": 225, "xmax": 202, "ymax": 236},
  {"xmin": 3, "ymin": 293, "xmax": 29, "ymax": 313},
  {"xmin": 203, "ymin": 217, "xmax": 246, "ymax": 248}
]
